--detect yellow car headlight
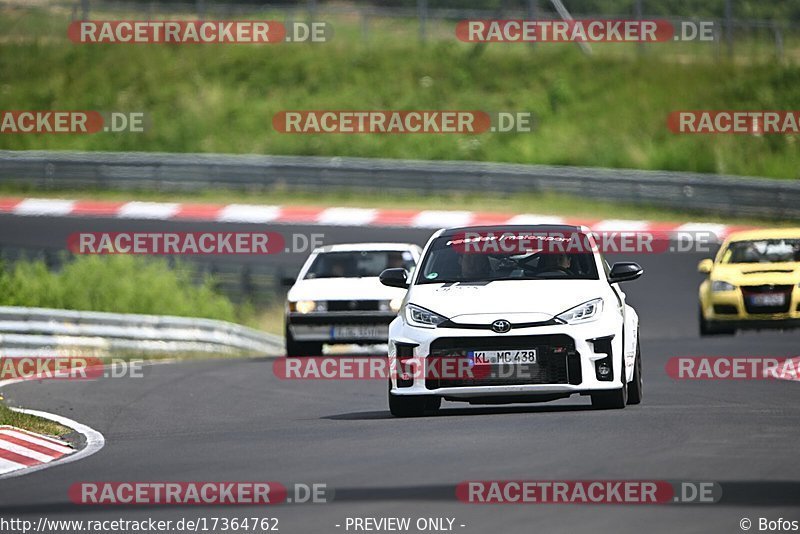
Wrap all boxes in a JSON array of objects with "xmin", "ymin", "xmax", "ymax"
[{"xmin": 294, "ymin": 300, "xmax": 317, "ymax": 314}]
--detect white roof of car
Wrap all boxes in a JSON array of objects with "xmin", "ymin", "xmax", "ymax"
[{"xmin": 313, "ymin": 243, "xmax": 418, "ymax": 253}]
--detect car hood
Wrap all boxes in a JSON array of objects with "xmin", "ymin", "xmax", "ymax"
[
  {"xmin": 712, "ymin": 263, "xmax": 800, "ymax": 285},
  {"xmin": 407, "ymin": 280, "xmax": 606, "ymax": 322},
  {"xmin": 288, "ymin": 277, "xmax": 406, "ymax": 302}
]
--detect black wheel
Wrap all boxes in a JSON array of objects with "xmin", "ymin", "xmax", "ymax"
[
  {"xmin": 627, "ymin": 339, "xmax": 642, "ymax": 405},
  {"xmin": 388, "ymin": 391, "xmax": 428, "ymax": 417},
  {"xmin": 591, "ymin": 350, "xmax": 628, "ymax": 410},
  {"xmin": 591, "ymin": 387, "xmax": 627, "ymax": 409},
  {"xmin": 699, "ymin": 307, "xmax": 710, "ymax": 336},
  {"xmin": 699, "ymin": 306, "xmax": 736, "ymax": 337},
  {"xmin": 425, "ymin": 396, "xmax": 442, "ymax": 412},
  {"xmin": 284, "ymin": 323, "xmax": 323, "ymax": 357}
]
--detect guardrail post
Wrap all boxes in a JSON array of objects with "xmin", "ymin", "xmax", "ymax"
[
  {"xmin": 634, "ymin": 0, "xmax": 644, "ymax": 57},
  {"xmin": 307, "ymin": 0, "xmax": 317, "ymax": 24},
  {"xmin": 724, "ymin": 0, "xmax": 734, "ymax": 59},
  {"xmin": 527, "ymin": 0, "xmax": 539, "ymax": 50},
  {"xmin": 417, "ymin": 0, "xmax": 428, "ymax": 43},
  {"xmin": 240, "ymin": 265, "xmax": 254, "ymax": 303},
  {"xmin": 773, "ymin": 23, "xmax": 784, "ymax": 62},
  {"xmin": 361, "ymin": 7, "xmax": 370, "ymax": 42}
]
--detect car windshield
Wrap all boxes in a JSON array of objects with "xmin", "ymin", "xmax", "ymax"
[
  {"xmin": 721, "ymin": 239, "xmax": 800, "ymax": 264},
  {"xmin": 416, "ymin": 236, "xmax": 599, "ymax": 284},
  {"xmin": 304, "ymin": 250, "xmax": 415, "ymax": 279}
]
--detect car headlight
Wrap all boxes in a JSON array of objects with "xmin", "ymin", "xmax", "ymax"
[
  {"xmin": 711, "ymin": 281, "xmax": 736, "ymax": 292},
  {"xmin": 389, "ymin": 297, "xmax": 403, "ymax": 313},
  {"xmin": 404, "ymin": 304, "xmax": 448, "ymax": 328},
  {"xmin": 378, "ymin": 299, "xmax": 404, "ymax": 312},
  {"xmin": 294, "ymin": 300, "xmax": 318, "ymax": 314},
  {"xmin": 556, "ymin": 298, "xmax": 604, "ymax": 324}
]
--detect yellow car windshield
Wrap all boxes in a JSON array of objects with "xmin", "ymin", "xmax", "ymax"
[{"xmin": 721, "ymin": 239, "xmax": 800, "ymax": 264}]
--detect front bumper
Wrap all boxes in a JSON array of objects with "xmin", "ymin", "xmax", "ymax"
[
  {"xmin": 287, "ymin": 311, "xmax": 395, "ymax": 343},
  {"xmin": 388, "ymin": 316, "xmax": 625, "ymax": 397},
  {"xmin": 703, "ymin": 286, "xmax": 800, "ymax": 330}
]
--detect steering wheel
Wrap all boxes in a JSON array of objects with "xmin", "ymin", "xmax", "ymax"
[{"xmin": 536, "ymin": 266, "xmax": 571, "ymax": 275}]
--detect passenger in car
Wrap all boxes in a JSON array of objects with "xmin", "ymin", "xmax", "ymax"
[{"xmin": 459, "ymin": 253, "xmax": 491, "ymax": 279}]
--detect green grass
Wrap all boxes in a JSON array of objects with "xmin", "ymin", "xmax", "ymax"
[
  {"xmin": 0, "ymin": 7, "xmax": 799, "ymax": 179},
  {"xmin": 0, "ymin": 403, "xmax": 71, "ymax": 437}
]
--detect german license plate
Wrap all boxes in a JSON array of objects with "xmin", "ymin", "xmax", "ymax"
[
  {"xmin": 750, "ymin": 293, "xmax": 785, "ymax": 306},
  {"xmin": 468, "ymin": 349, "xmax": 537, "ymax": 365},
  {"xmin": 331, "ymin": 325, "xmax": 384, "ymax": 339}
]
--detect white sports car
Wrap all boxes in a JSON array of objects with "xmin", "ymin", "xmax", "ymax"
[
  {"xmin": 285, "ymin": 243, "xmax": 422, "ymax": 356},
  {"xmin": 380, "ymin": 225, "xmax": 643, "ymax": 417}
]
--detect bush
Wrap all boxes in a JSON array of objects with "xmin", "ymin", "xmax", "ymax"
[{"xmin": 0, "ymin": 255, "xmax": 241, "ymax": 322}]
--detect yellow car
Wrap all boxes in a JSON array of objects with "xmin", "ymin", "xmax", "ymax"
[{"xmin": 698, "ymin": 228, "xmax": 800, "ymax": 336}]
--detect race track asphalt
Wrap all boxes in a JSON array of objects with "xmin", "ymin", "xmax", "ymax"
[{"xmin": 0, "ymin": 214, "xmax": 798, "ymax": 534}]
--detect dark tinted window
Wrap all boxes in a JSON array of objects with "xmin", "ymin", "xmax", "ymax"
[
  {"xmin": 305, "ymin": 250, "xmax": 415, "ymax": 279},
  {"xmin": 416, "ymin": 236, "xmax": 598, "ymax": 284},
  {"xmin": 722, "ymin": 239, "xmax": 800, "ymax": 264}
]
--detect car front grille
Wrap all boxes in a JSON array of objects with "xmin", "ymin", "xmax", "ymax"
[
  {"xmin": 741, "ymin": 285, "xmax": 793, "ymax": 314},
  {"xmin": 288, "ymin": 314, "xmax": 394, "ymax": 325},
  {"xmin": 326, "ymin": 300, "xmax": 382, "ymax": 312},
  {"xmin": 425, "ymin": 334, "xmax": 580, "ymax": 389}
]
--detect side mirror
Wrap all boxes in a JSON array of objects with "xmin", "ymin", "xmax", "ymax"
[
  {"xmin": 697, "ymin": 258, "xmax": 713, "ymax": 274},
  {"xmin": 281, "ymin": 276, "xmax": 296, "ymax": 287},
  {"xmin": 379, "ymin": 268, "xmax": 409, "ymax": 289},
  {"xmin": 608, "ymin": 262, "xmax": 643, "ymax": 284}
]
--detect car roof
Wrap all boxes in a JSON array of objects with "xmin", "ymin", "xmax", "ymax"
[
  {"xmin": 438, "ymin": 224, "xmax": 583, "ymax": 236},
  {"xmin": 313, "ymin": 242, "xmax": 419, "ymax": 253},
  {"xmin": 725, "ymin": 228, "xmax": 800, "ymax": 242}
]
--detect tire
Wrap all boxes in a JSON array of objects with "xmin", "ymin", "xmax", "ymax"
[
  {"xmin": 699, "ymin": 306, "xmax": 736, "ymax": 337},
  {"xmin": 627, "ymin": 339, "xmax": 643, "ymax": 405},
  {"xmin": 698, "ymin": 307, "xmax": 711, "ymax": 337},
  {"xmin": 388, "ymin": 391, "xmax": 428, "ymax": 417},
  {"xmin": 591, "ymin": 387, "xmax": 627, "ymax": 409},
  {"xmin": 387, "ymin": 378, "xmax": 439, "ymax": 417},
  {"xmin": 591, "ymin": 348, "xmax": 628, "ymax": 410},
  {"xmin": 284, "ymin": 323, "xmax": 323, "ymax": 357},
  {"xmin": 425, "ymin": 396, "xmax": 442, "ymax": 412}
]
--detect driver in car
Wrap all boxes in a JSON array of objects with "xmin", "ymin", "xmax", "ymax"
[
  {"xmin": 537, "ymin": 252, "xmax": 572, "ymax": 274},
  {"xmin": 458, "ymin": 253, "xmax": 491, "ymax": 279}
]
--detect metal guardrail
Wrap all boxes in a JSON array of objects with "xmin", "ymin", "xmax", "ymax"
[
  {"xmin": 0, "ymin": 306, "xmax": 284, "ymax": 357},
  {"xmin": 0, "ymin": 150, "xmax": 797, "ymax": 219}
]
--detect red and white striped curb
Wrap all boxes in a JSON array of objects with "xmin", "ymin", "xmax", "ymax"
[
  {"xmin": 0, "ymin": 425, "xmax": 74, "ymax": 475},
  {"xmin": 0, "ymin": 197, "xmax": 744, "ymax": 238}
]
